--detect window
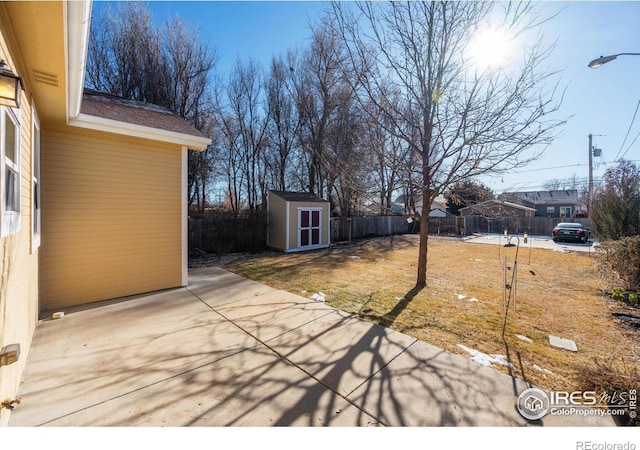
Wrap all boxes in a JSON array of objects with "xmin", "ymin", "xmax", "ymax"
[
  {"xmin": 1, "ymin": 106, "xmax": 20, "ymax": 237},
  {"xmin": 560, "ymin": 206, "xmax": 572, "ymax": 218},
  {"xmin": 32, "ymin": 108, "xmax": 40, "ymax": 250},
  {"xmin": 546, "ymin": 206, "xmax": 555, "ymax": 214}
]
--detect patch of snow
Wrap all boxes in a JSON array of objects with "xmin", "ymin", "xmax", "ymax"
[
  {"xmin": 468, "ymin": 297, "xmax": 478, "ymax": 302},
  {"xmin": 457, "ymin": 294, "xmax": 467, "ymax": 300},
  {"xmin": 311, "ymin": 292, "xmax": 326, "ymax": 303},
  {"xmin": 457, "ymin": 344, "xmax": 515, "ymax": 369},
  {"xmin": 533, "ymin": 364, "xmax": 554, "ymax": 374},
  {"xmin": 515, "ymin": 334, "xmax": 534, "ymax": 343},
  {"xmin": 395, "ymin": 297, "xmax": 406, "ymax": 302},
  {"xmin": 490, "ymin": 355, "xmax": 515, "ymax": 368},
  {"xmin": 348, "ymin": 255, "xmax": 361, "ymax": 259}
]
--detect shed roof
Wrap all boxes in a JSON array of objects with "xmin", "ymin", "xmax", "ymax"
[{"xmin": 270, "ymin": 190, "xmax": 328, "ymax": 203}]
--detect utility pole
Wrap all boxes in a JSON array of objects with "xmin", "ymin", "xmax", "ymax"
[{"xmin": 588, "ymin": 133, "xmax": 593, "ymax": 216}]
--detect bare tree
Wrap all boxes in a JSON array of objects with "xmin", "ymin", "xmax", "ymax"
[
  {"xmin": 331, "ymin": 1, "xmax": 565, "ymax": 287},
  {"xmin": 324, "ymin": 94, "xmax": 369, "ymax": 216},
  {"xmin": 543, "ymin": 173, "xmax": 586, "ymax": 191},
  {"xmin": 86, "ymin": 2, "xmax": 216, "ymax": 213},
  {"xmin": 293, "ymin": 22, "xmax": 353, "ymax": 199},
  {"xmin": 264, "ymin": 53, "xmax": 301, "ymax": 191},
  {"xmin": 362, "ymin": 96, "xmax": 412, "ymax": 215},
  {"xmin": 215, "ymin": 59, "xmax": 270, "ymax": 211}
]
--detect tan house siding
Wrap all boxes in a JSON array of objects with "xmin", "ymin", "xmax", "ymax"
[
  {"xmin": 41, "ymin": 125, "xmax": 184, "ymax": 309},
  {"xmin": 0, "ymin": 54, "xmax": 39, "ymax": 428}
]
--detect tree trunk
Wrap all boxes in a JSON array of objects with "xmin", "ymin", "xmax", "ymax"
[{"xmin": 416, "ymin": 192, "xmax": 430, "ymax": 288}]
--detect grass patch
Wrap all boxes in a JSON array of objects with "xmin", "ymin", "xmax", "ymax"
[{"xmin": 224, "ymin": 235, "xmax": 639, "ymax": 398}]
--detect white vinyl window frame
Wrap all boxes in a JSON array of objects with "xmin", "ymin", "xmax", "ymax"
[
  {"xmin": 31, "ymin": 106, "xmax": 41, "ymax": 251},
  {"xmin": 1, "ymin": 105, "xmax": 21, "ymax": 238}
]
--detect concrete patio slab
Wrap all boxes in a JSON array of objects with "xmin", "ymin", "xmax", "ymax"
[
  {"xmin": 264, "ymin": 312, "xmax": 417, "ymax": 398},
  {"xmin": 8, "ymin": 267, "xmax": 617, "ymax": 427},
  {"xmin": 33, "ymin": 346, "xmax": 376, "ymax": 427},
  {"xmin": 348, "ymin": 339, "xmax": 614, "ymax": 426},
  {"xmin": 10, "ymin": 288, "xmax": 259, "ymax": 426},
  {"xmin": 214, "ymin": 289, "xmax": 345, "ymax": 342},
  {"xmin": 187, "ymin": 266, "xmax": 278, "ymax": 308}
]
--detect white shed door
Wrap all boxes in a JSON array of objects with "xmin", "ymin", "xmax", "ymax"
[{"xmin": 298, "ymin": 208, "xmax": 322, "ymax": 248}]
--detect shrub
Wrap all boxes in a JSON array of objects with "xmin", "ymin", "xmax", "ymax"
[
  {"xmin": 629, "ymin": 292, "xmax": 638, "ymax": 306},
  {"xmin": 612, "ymin": 287, "xmax": 624, "ymax": 300},
  {"xmin": 596, "ymin": 236, "xmax": 640, "ymax": 292},
  {"xmin": 577, "ymin": 357, "xmax": 640, "ymax": 426}
]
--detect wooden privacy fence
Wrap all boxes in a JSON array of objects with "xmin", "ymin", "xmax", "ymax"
[
  {"xmin": 189, "ymin": 210, "xmax": 267, "ymax": 255},
  {"xmin": 330, "ymin": 215, "xmax": 594, "ymax": 243},
  {"xmin": 189, "ymin": 213, "xmax": 593, "ymax": 256},
  {"xmin": 331, "ymin": 216, "xmax": 416, "ymax": 242},
  {"xmin": 458, "ymin": 216, "xmax": 592, "ymax": 236}
]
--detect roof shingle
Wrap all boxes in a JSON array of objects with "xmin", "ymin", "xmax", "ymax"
[{"xmin": 80, "ymin": 89, "xmax": 207, "ymax": 139}]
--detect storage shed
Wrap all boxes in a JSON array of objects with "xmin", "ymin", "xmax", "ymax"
[{"xmin": 267, "ymin": 190, "xmax": 331, "ymax": 253}]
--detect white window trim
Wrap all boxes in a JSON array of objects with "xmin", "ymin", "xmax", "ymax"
[
  {"xmin": 1, "ymin": 105, "xmax": 21, "ymax": 238},
  {"xmin": 31, "ymin": 106, "xmax": 41, "ymax": 252}
]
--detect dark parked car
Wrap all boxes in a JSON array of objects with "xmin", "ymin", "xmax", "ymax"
[{"xmin": 552, "ymin": 222, "xmax": 590, "ymax": 243}]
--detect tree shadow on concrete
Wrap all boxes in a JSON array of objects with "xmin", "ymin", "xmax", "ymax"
[{"xmin": 12, "ymin": 269, "xmax": 604, "ymax": 427}]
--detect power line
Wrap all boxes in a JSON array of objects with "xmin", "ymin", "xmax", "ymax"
[
  {"xmin": 618, "ymin": 129, "xmax": 640, "ymax": 161},
  {"xmin": 508, "ymin": 159, "xmax": 640, "ymax": 175},
  {"xmin": 615, "ymin": 99, "xmax": 640, "ymax": 161}
]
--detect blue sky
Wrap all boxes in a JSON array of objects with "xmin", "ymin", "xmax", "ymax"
[{"xmin": 94, "ymin": 1, "xmax": 640, "ymax": 194}]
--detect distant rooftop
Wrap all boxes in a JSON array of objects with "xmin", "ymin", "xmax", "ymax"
[{"xmin": 504, "ymin": 190, "xmax": 579, "ymax": 205}]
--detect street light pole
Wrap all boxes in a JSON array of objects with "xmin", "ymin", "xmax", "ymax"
[{"xmin": 588, "ymin": 133, "xmax": 593, "ymax": 216}]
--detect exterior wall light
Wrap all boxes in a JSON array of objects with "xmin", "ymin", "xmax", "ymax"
[
  {"xmin": 0, "ymin": 60, "xmax": 24, "ymax": 108},
  {"xmin": 0, "ymin": 343, "xmax": 20, "ymax": 366}
]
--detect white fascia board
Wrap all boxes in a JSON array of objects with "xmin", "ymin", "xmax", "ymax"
[
  {"xmin": 181, "ymin": 147, "xmax": 188, "ymax": 286},
  {"xmin": 67, "ymin": 0, "xmax": 92, "ymax": 120},
  {"xmin": 70, "ymin": 113, "xmax": 211, "ymax": 150}
]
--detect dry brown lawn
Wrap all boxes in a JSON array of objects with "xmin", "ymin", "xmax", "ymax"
[{"xmin": 223, "ymin": 234, "xmax": 639, "ymax": 394}]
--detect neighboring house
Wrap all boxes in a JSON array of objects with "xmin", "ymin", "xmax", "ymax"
[
  {"xmin": 394, "ymin": 194, "xmax": 451, "ymax": 218},
  {"xmin": 458, "ymin": 200, "xmax": 536, "ymax": 218},
  {"xmin": 267, "ymin": 190, "xmax": 331, "ymax": 253},
  {"xmin": 428, "ymin": 197, "xmax": 449, "ymax": 218},
  {"xmin": 500, "ymin": 190, "xmax": 579, "ymax": 218},
  {"xmin": 0, "ymin": 0, "xmax": 210, "ymax": 426}
]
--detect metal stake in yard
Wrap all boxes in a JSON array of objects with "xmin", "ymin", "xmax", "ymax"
[
  {"xmin": 502, "ymin": 235, "xmax": 520, "ymax": 314},
  {"xmin": 503, "ymin": 255, "xmax": 507, "ymax": 313},
  {"xmin": 513, "ymin": 259, "xmax": 517, "ymax": 312}
]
